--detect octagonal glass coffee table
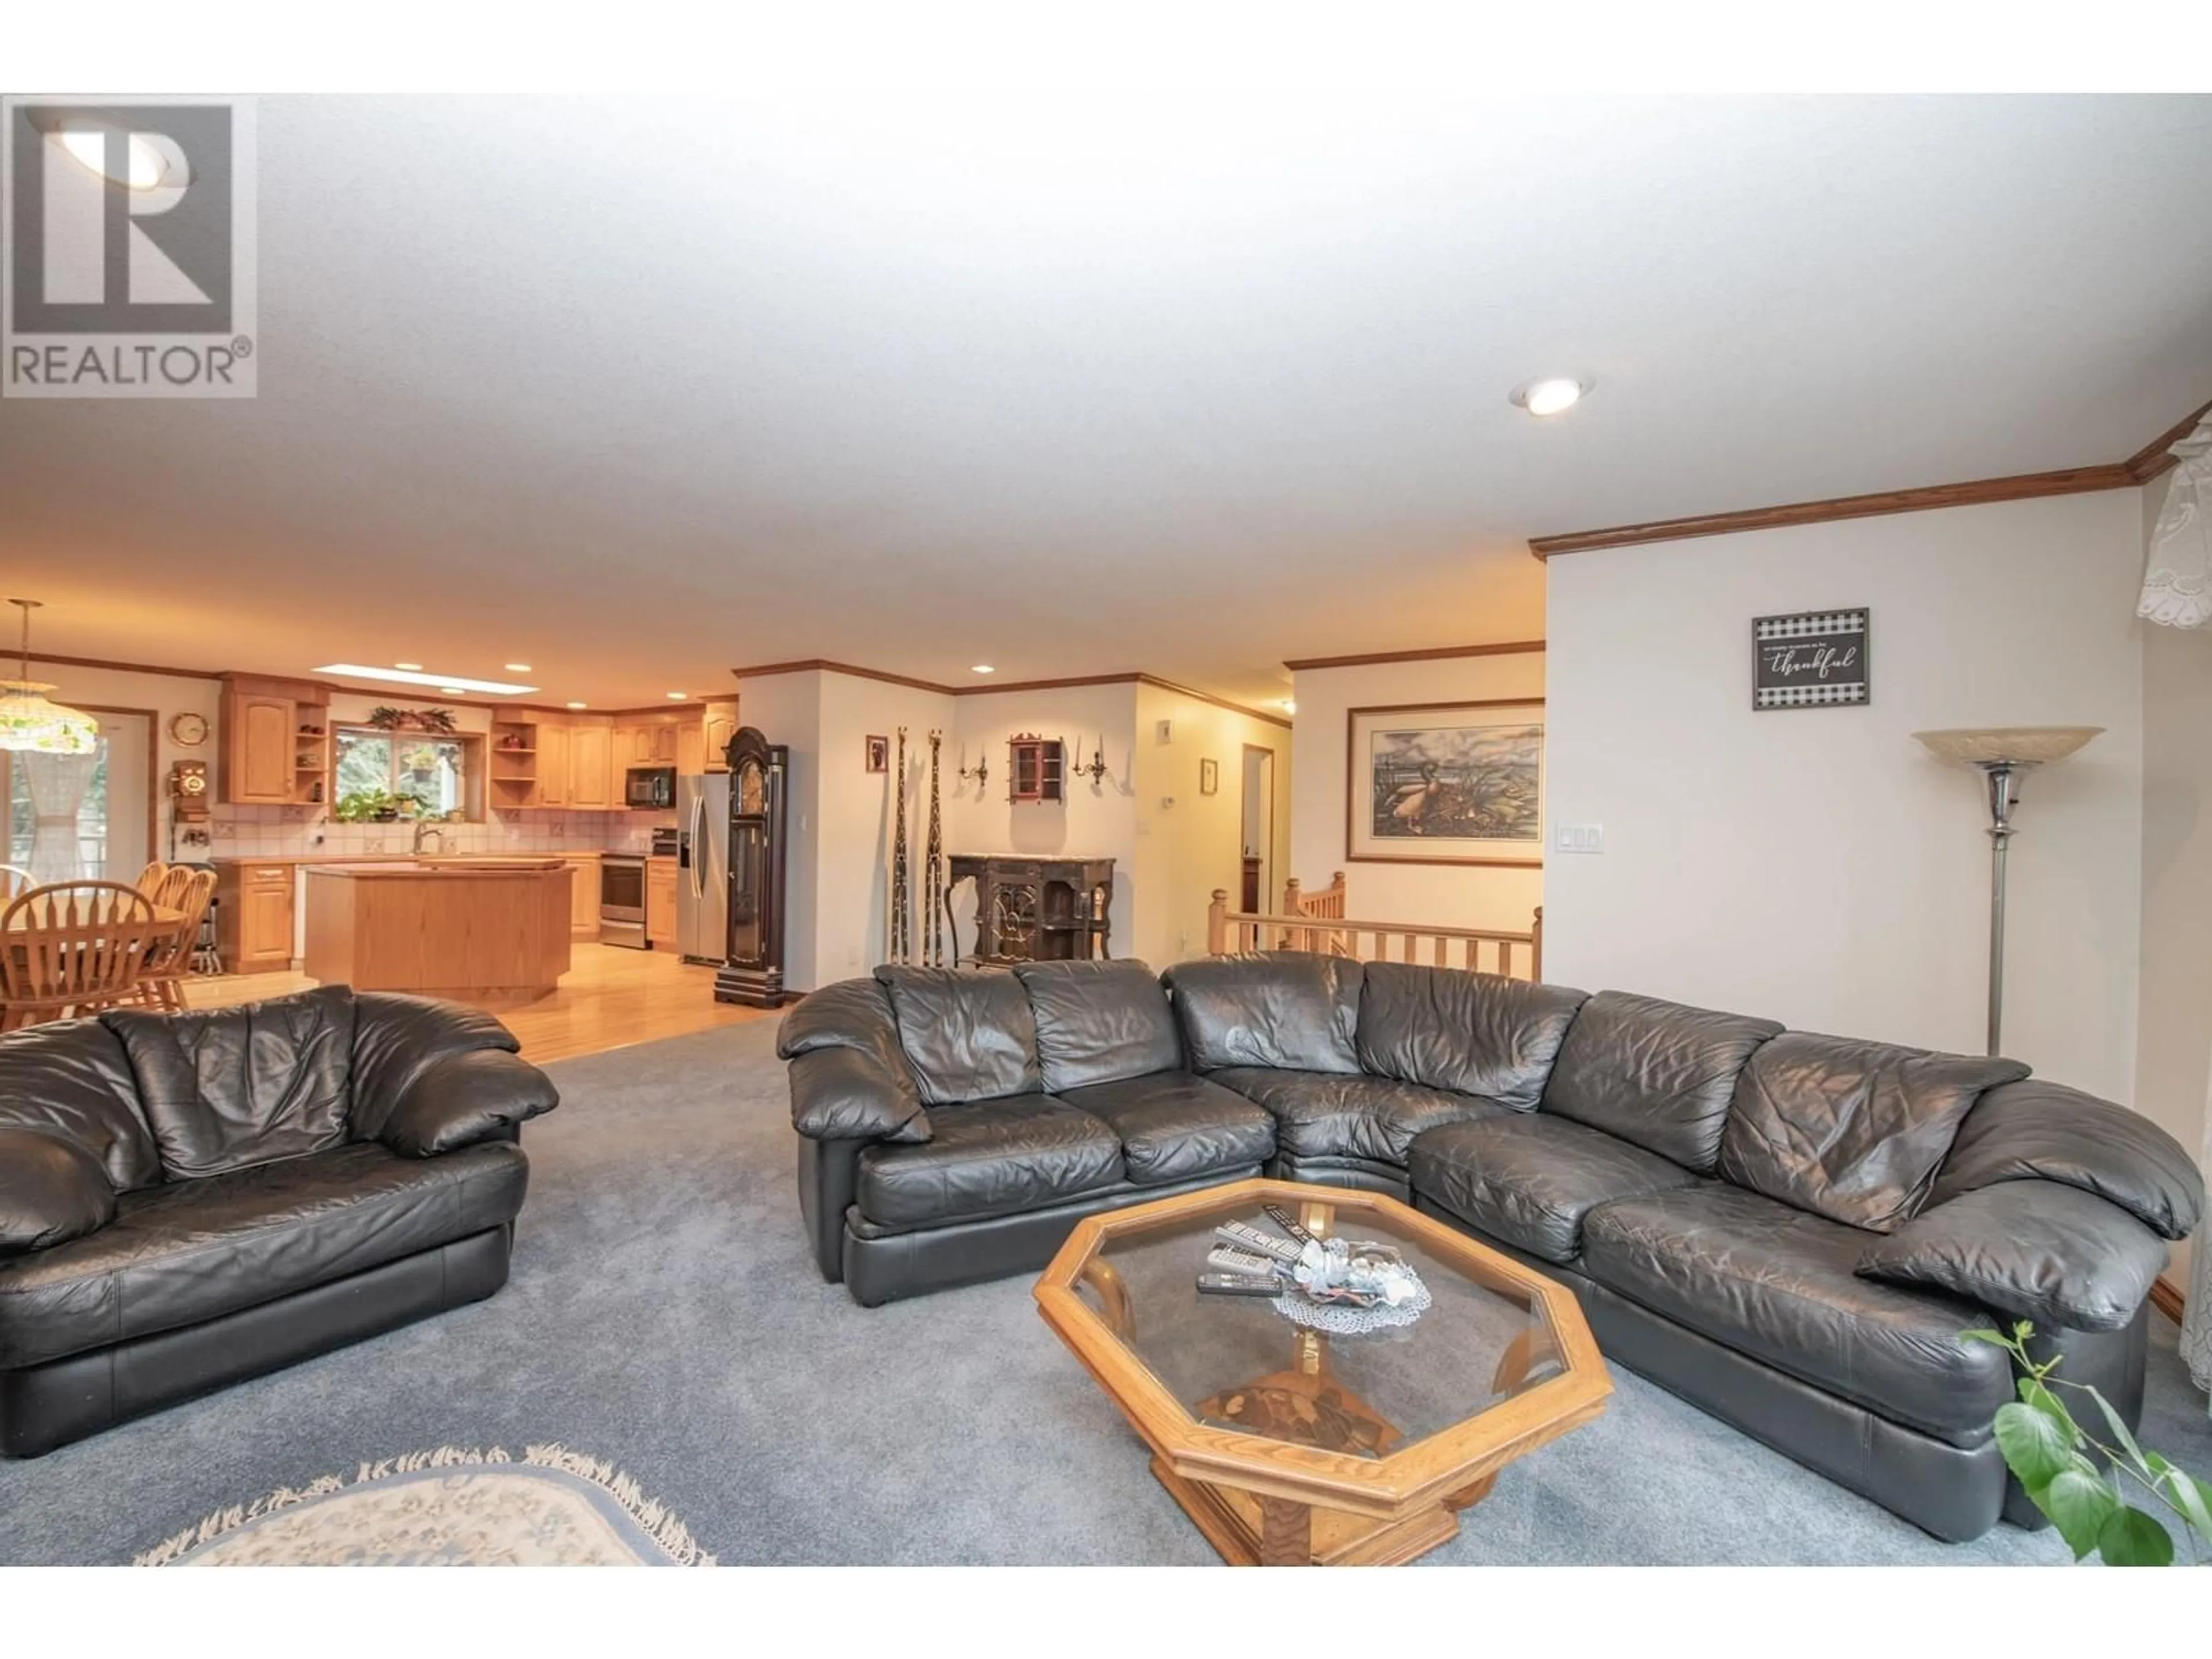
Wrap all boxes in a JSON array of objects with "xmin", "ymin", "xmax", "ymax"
[{"xmin": 1034, "ymin": 1177, "xmax": 1609, "ymax": 1566}]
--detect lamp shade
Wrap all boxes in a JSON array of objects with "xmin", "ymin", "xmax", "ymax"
[
  {"xmin": 1911, "ymin": 726, "xmax": 2103, "ymax": 768},
  {"xmin": 0, "ymin": 679, "xmax": 100, "ymax": 755}
]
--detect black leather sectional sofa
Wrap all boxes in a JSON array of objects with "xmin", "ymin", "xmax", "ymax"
[
  {"xmin": 0, "ymin": 986, "xmax": 558, "ymax": 1456},
  {"xmin": 782, "ymin": 954, "xmax": 2204, "ymax": 1541}
]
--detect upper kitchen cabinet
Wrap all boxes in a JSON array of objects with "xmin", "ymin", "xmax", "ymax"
[
  {"xmin": 703, "ymin": 699, "xmax": 738, "ymax": 771},
  {"xmin": 219, "ymin": 674, "xmax": 331, "ymax": 806},
  {"xmin": 536, "ymin": 718, "xmax": 574, "ymax": 806},
  {"xmin": 570, "ymin": 715, "xmax": 613, "ymax": 809}
]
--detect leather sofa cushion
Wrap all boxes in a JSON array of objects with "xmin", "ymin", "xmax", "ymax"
[
  {"xmin": 1014, "ymin": 960, "xmax": 1183, "ymax": 1093},
  {"xmin": 0, "ymin": 1128, "xmax": 115, "ymax": 1255},
  {"xmin": 0, "ymin": 1019, "xmax": 161, "ymax": 1191},
  {"xmin": 1581, "ymin": 1184, "xmax": 2012, "ymax": 1445},
  {"xmin": 1716, "ymin": 1033, "xmax": 2028, "ymax": 1234},
  {"xmin": 1410, "ymin": 1112, "xmax": 1701, "ymax": 1264},
  {"xmin": 778, "ymin": 980, "xmax": 929, "ymax": 1143},
  {"xmin": 855, "ymin": 1097, "xmax": 1123, "ymax": 1228},
  {"xmin": 1542, "ymin": 990, "xmax": 1781, "ymax": 1171},
  {"xmin": 1056, "ymin": 1071, "xmax": 1274, "ymax": 1185},
  {"xmin": 1163, "ymin": 955, "xmax": 1363, "ymax": 1075},
  {"xmin": 0, "ymin": 1139, "xmax": 528, "ymax": 1369},
  {"xmin": 873, "ymin": 967, "xmax": 1041, "ymax": 1106},
  {"xmin": 1355, "ymin": 963, "xmax": 1588, "ymax": 1109},
  {"xmin": 105, "ymin": 986, "xmax": 357, "ymax": 1180},
  {"xmin": 1930, "ymin": 1077, "xmax": 2205, "ymax": 1240},
  {"xmin": 1857, "ymin": 1182, "xmax": 2170, "ymax": 1334},
  {"xmin": 1211, "ymin": 1067, "xmax": 1502, "ymax": 1165}
]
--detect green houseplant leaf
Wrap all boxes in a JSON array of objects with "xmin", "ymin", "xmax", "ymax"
[
  {"xmin": 2096, "ymin": 1505, "xmax": 2176, "ymax": 1567},
  {"xmin": 1993, "ymin": 1400, "xmax": 2075, "ymax": 1491},
  {"xmin": 2038, "ymin": 1468, "xmax": 2122, "ymax": 1561}
]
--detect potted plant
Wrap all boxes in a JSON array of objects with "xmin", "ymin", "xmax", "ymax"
[
  {"xmin": 1968, "ymin": 1321, "xmax": 2212, "ymax": 1565},
  {"xmin": 335, "ymin": 787, "xmax": 429, "ymax": 824}
]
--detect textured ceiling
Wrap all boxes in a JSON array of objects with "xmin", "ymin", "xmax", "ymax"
[{"xmin": 3, "ymin": 92, "xmax": 2210, "ymax": 709}]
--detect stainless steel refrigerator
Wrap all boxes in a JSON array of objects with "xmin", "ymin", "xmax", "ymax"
[{"xmin": 676, "ymin": 772, "xmax": 730, "ymax": 964}]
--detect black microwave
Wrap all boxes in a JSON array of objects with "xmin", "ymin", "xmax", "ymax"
[{"xmin": 625, "ymin": 766, "xmax": 676, "ymax": 809}]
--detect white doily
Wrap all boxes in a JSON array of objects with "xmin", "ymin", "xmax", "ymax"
[{"xmin": 1271, "ymin": 1278, "xmax": 1432, "ymax": 1335}]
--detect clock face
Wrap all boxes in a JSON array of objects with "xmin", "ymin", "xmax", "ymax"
[{"xmin": 169, "ymin": 712, "xmax": 210, "ymax": 747}]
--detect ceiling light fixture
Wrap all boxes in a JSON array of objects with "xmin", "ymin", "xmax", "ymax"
[
  {"xmin": 971, "ymin": 665, "xmax": 997, "ymax": 675},
  {"xmin": 666, "ymin": 691, "xmax": 688, "ymax": 700},
  {"xmin": 315, "ymin": 664, "xmax": 538, "ymax": 695},
  {"xmin": 0, "ymin": 600, "xmax": 99, "ymax": 755},
  {"xmin": 394, "ymin": 662, "xmax": 423, "ymax": 672},
  {"xmin": 566, "ymin": 701, "xmax": 588, "ymax": 710},
  {"xmin": 504, "ymin": 663, "xmax": 532, "ymax": 673},
  {"xmin": 1509, "ymin": 376, "xmax": 1590, "ymax": 418}
]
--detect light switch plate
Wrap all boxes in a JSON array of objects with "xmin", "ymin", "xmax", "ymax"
[{"xmin": 1554, "ymin": 822, "xmax": 1604, "ymax": 854}]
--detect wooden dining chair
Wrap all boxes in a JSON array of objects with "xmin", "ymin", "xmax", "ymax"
[
  {"xmin": 0, "ymin": 865, "xmax": 32, "ymax": 903},
  {"xmin": 132, "ymin": 866, "xmax": 216, "ymax": 1012},
  {"xmin": 0, "ymin": 881, "xmax": 172, "ymax": 1032}
]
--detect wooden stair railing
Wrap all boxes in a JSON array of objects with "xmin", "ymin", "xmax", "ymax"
[{"xmin": 1209, "ymin": 889, "xmax": 1543, "ymax": 982}]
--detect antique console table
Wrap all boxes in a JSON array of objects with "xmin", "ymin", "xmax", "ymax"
[{"xmin": 946, "ymin": 854, "xmax": 1114, "ymax": 967}]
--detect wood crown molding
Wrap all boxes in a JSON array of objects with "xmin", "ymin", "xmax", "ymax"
[
  {"xmin": 1284, "ymin": 640, "xmax": 1546, "ymax": 672},
  {"xmin": 730, "ymin": 661, "xmax": 1292, "ymax": 728},
  {"xmin": 1529, "ymin": 395, "xmax": 2212, "ymax": 559}
]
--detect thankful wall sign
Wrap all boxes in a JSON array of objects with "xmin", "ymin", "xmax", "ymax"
[{"xmin": 1752, "ymin": 609, "xmax": 1869, "ymax": 711}]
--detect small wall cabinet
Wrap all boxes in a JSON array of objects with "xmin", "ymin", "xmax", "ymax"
[{"xmin": 1007, "ymin": 735, "xmax": 1064, "ymax": 804}]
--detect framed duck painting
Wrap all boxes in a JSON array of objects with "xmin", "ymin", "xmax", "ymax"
[{"xmin": 1344, "ymin": 699, "xmax": 1545, "ymax": 867}]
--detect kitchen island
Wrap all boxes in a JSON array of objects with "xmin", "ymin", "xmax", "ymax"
[{"xmin": 302, "ymin": 859, "xmax": 571, "ymax": 1003}]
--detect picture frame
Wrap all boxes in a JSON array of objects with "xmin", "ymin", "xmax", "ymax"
[
  {"xmin": 1199, "ymin": 757, "xmax": 1219, "ymax": 796},
  {"xmin": 1753, "ymin": 608, "xmax": 1870, "ymax": 710},
  {"xmin": 1345, "ymin": 699, "xmax": 1544, "ymax": 867},
  {"xmin": 865, "ymin": 734, "xmax": 889, "ymax": 774}
]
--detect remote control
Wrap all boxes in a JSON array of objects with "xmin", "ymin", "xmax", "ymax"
[
  {"xmin": 1206, "ymin": 1245, "xmax": 1283, "ymax": 1278},
  {"xmin": 1262, "ymin": 1203, "xmax": 1317, "ymax": 1247},
  {"xmin": 1196, "ymin": 1272, "xmax": 1287, "ymax": 1297},
  {"xmin": 1214, "ymin": 1221, "xmax": 1301, "ymax": 1262}
]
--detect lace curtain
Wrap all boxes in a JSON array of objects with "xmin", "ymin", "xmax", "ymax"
[
  {"xmin": 2141, "ymin": 417, "xmax": 2212, "ymax": 1398},
  {"xmin": 21, "ymin": 750, "xmax": 97, "ymax": 885}
]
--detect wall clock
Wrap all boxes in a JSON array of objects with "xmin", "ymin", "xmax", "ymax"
[{"xmin": 168, "ymin": 711, "xmax": 210, "ymax": 746}]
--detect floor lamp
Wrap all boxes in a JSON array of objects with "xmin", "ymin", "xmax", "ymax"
[{"xmin": 1912, "ymin": 726, "xmax": 2103, "ymax": 1056}]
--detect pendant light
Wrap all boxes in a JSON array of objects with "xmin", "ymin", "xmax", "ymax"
[{"xmin": 0, "ymin": 600, "xmax": 99, "ymax": 755}]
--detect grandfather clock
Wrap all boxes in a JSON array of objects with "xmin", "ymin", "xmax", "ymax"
[{"xmin": 713, "ymin": 726, "xmax": 790, "ymax": 1008}]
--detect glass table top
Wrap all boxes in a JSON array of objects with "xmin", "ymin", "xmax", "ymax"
[{"xmin": 1071, "ymin": 1190, "xmax": 1567, "ymax": 1459}]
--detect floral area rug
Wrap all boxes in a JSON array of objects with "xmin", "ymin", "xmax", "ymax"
[{"xmin": 135, "ymin": 1445, "xmax": 714, "ymax": 1566}]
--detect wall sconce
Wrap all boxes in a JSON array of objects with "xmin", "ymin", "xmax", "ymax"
[
  {"xmin": 957, "ymin": 748, "xmax": 990, "ymax": 793},
  {"xmin": 1066, "ymin": 733, "xmax": 1109, "ymax": 787}
]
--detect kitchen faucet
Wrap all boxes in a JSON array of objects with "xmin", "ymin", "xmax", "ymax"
[{"xmin": 412, "ymin": 823, "xmax": 446, "ymax": 855}]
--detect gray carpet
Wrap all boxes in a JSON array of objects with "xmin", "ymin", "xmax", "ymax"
[{"xmin": 3, "ymin": 1018, "xmax": 2207, "ymax": 1565}]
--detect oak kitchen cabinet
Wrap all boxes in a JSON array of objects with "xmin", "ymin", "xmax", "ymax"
[
  {"xmin": 646, "ymin": 854, "xmax": 679, "ymax": 946},
  {"xmin": 219, "ymin": 674, "xmax": 331, "ymax": 806},
  {"xmin": 217, "ymin": 862, "xmax": 298, "ymax": 972},
  {"xmin": 570, "ymin": 717, "xmax": 613, "ymax": 808},
  {"xmin": 535, "ymin": 718, "xmax": 573, "ymax": 807},
  {"xmin": 703, "ymin": 699, "xmax": 738, "ymax": 770},
  {"xmin": 563, "ymin": 855, "xmax": 599, "ymax": 939}
]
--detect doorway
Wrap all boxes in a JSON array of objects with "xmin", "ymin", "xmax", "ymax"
[
  {"xmin": 1240, "ymin": 744, "xmax": 1275, "ymax": 914},
  {"xmin": 1, "ymin": 707, "xmax": 153, "ymax": 883}
]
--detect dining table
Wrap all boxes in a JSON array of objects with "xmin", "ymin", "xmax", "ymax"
[{"xmin": 0, "ymin": 903, "xmax": 190, "ymax": 1030}]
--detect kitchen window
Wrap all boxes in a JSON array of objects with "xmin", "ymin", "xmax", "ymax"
[{"xmin": 332, "ymin": 726, "xmax": 480, "ymax": 820}]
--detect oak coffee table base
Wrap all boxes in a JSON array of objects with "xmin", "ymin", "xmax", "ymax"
[{"xmin": 1152, "ymin": 1457, "xmax": 1466, "ymax": 1567}]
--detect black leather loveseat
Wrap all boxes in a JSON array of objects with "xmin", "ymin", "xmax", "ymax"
[
  {"xmin": 782, "ymin": 954, "xmax": 2203, "ymax": 1542},
  {"xmin": 0, "ymin": 986, "xmax": 558, "ymax": 1456}
]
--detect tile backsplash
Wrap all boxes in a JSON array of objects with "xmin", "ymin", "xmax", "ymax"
[{"xmin": 210, "ymin": 805, "xmax": 670, "ymax": 858}]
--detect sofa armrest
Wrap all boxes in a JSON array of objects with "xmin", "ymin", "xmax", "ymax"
[
  {"xmin": 0, "ymin": 1128, "xmax": 115, "ymax": 1255},
  {"xmin": 1857, "ymin": 1182, "xmax": 2169, "ymax": 1333},
  {"xmin": 377, "ymin": 1050, "xmax": 559, "ymax": 1158},
  {"xmin": 349, "ymin": 993, "xmax": 521, "ymax": 1143},
  {"xmin": 789, "ymin": 1048, "xmax": 930, "ymax": 1144},
  {"xmin": 1931, "ymin": 1078, "xmax": 2203, "ymax": 1240}
]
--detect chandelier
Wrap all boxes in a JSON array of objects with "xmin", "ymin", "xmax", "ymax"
[{"xmin": 0, "ymin": 599, "xmax": 99, "ymax": 755}]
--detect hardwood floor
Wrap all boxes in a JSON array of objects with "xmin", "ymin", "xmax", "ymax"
[{"xmin": 183, "ymin": 943, "xmax": 774, "ymax": 1063}]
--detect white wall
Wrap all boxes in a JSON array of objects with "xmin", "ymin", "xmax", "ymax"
[
  {"xmin": 1132, "ymin": 683, "xmax": 1293, "ymax": 966},
  {"xmin": 1287, "ymin": 651, "xmax": 1547, "ymax": 935},
  {"xmin": 1544, "ymin": 490, "xmax": 2146, "ymax": 1100},
  {"xmin": 949, "ymin": 683, "xmax": 1143, "ymax": 963},
  {"xmin": 2134, "ymin": 472, "xmax": 2212, "ymax": 1278},
  {"xmin": 814, "ymin": 672, "xmax": 956, "ymax": 982}
]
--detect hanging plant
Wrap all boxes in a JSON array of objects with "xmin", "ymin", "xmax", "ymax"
[{"xmin": 366, "ymin": 706, "xmax": 460, "ymax": 734}]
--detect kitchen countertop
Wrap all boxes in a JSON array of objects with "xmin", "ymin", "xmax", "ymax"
[{"xmin": 305, "ymin": 859, "xmax": 568, "ymax": 880}]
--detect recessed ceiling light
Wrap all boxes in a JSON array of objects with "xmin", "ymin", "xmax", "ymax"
[
  {"xmin": 315, "ymin": 664, "xmax": 537, "ymax": 695},
  {"xmin": 566, "ymin": 700, "xmax": 588, "ymax": 710},
  {"xmin": 1510, "ymin": 377, "xmax": 1590, "ymax": 418},
  {"xmin": 394, "ymin": 662, "xmax": 423, "ymax": 672},
  {"xmin": 971, "ymin": 665, "xmax": 997, "ymax": 675},
  {"xmin": 666, "ymin": 691, "xmax": 688, "ymax": 700},
  {"xmin": 504, "ymin": 662, "xmax": 532, "ymax": 673}
]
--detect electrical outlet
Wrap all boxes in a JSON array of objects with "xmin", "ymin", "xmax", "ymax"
[{"xmin": 1553, "ymin": 822, "xmax": 1604, "ymax": 854}]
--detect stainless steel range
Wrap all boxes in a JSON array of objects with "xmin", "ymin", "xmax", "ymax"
[{"xmin": 599, "ymin": 853, "xmax": 647, "ymax": 949}]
